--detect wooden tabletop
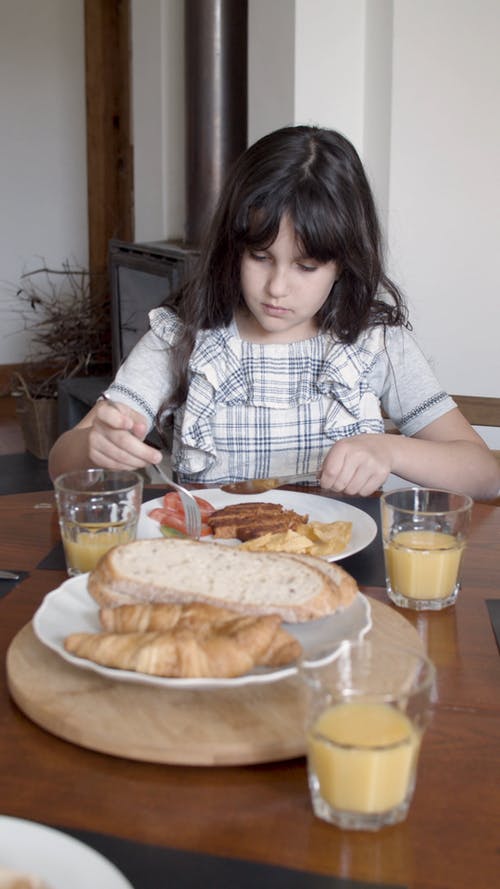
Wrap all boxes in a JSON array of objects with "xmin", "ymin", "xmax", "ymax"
[{"xmin": 0, "ymin": 488, "xmax": 499, "ymax": 889}]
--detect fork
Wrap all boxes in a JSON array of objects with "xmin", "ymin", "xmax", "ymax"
[
  {"xmin": 99, "ymin": 393, "xmax": 202, "ymax": 539},
  {"xmin": 153, "ymin": 461, "xmax": 202, "ymax": 540}
]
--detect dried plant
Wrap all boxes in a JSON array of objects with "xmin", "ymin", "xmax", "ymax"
[{"xmin": 10, "ymin": 261, "xmax": 112, "ymax": 399}]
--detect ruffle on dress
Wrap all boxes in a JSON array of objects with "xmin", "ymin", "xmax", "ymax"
[{"xmin": 149, "ymin": 308, "xmax": 386, "ymax": 475}]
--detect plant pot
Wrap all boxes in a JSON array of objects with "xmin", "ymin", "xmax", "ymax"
[{"xmin": 14, "ymin": 393, "xmax": 59, "ymax": 460}]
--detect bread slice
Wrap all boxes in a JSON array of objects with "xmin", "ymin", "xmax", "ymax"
[{"xmin": 87, "ymin": 538, "xmax": 358, "ymax": 623}]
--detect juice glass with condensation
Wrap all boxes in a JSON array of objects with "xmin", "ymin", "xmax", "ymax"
[
  {"xmin": 380, "ymin": 487, "xmax": 472, "ymax": 611},
  {"xmin": 54, "ymin": 469, "xmax": 143, "ymax": 576},
  {"xmin": 300, "ymin": 639, "xmax": 435, "ymax": 831}
]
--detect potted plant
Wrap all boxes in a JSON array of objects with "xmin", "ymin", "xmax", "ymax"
[{"xmin": 10, "ymin": 261, "xmax": 111, "ymax": 459}]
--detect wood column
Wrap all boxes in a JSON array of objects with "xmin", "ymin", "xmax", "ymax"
[{"xmin": 84, "ymin": 0, "xmax": 133, "ymax": 277}]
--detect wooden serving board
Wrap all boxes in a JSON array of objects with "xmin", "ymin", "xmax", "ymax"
[{"xmin": 6, "ymin": 599, "xmax": 421, "ymax": 767}]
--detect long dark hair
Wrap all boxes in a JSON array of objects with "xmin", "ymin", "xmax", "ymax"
[{"xmin": 162, "ymin": 125, "xmax": 408, "ymax": 413}]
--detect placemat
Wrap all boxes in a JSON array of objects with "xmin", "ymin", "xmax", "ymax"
[
  {"xmin": 486, "ymin": 599, "xmax": 500, "ymax": 653},
  {"xmin": 61, "ymin": 825, "xmax": 406, "ymax": 889},
  {"xmin": 37, "ymin": 490, "xmax": 385, "ymax": 589},
  {"xmin": 0, "ymin": 571, "xmax": 29, "ymax": 598},
  {"xmin": 0, "ymin": 453, "xmax": 51, "ymax": 494}
]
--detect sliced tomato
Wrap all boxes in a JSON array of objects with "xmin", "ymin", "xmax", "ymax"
[
  {"xmin": 148, "ymin": 507, "xmax": 212, "ymax": 537},
  {"xmin": 147, "ymin": 507, "xmax": 176, "ymax": 523},
  {"xmin": 162, "ymin": 491, "xmax": 215, "ymax": 519}
]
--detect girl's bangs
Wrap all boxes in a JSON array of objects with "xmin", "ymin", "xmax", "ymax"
[{"xmin": 238, "ymin": 191, "xmax": 341, "ymax": 262}]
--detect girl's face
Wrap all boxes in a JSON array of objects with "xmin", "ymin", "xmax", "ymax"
[{"xmin": 238, "ymin": 214, "xmax": 339, "ymax": 343}]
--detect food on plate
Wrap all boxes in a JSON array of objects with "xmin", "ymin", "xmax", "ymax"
[
  {"xmin": 288, "ymin": 554, "xmax": 359, "ymax": 608},
  {"xmin": 206, "ymin": 501, "xmax": 308, "ymax": 541},
  {"xmin": 87, "ymin": 538, "xmax": 358, "ymax": 622},
  {"xmin": 240, "ymin": 520, "xmax": 352, "ymax": 557},
  {"xmin": 99, "ymin": 602, "xmax": 302, "ymax": 667},
  {"xmin": 148, "ymin": 491, "xmax": 214, "ymax": 537},
  {"xmin": 0, "ymin": 869, "xmax": 50, "ymax": 889},
  {"xmin": 99, "ymin": 600, "xmax": 241, "ymax": 633},
  {"xmin": 64, "ymin": 610, "xmax": 302, "ymax": 678}
]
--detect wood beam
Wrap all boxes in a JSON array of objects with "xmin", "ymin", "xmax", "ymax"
[{"xmin": 84, "ymin": 0, "xmax": 133, "ymax": 277}]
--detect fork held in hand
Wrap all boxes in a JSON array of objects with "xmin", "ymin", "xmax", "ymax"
[
  {"xmin": 153, "ymin": 462, "xmax": 202, "ymax": 540},
  {"xmin": 99, "ymin": 394, "xmax": 202, "ymax": 540}
]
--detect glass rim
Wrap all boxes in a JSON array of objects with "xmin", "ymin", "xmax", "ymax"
[
  {"xmin": 53, "ymin": 468, "xmax": 143, "ymax": 495},
  {"xmin": 380, "ymin": 486, "xmax": 473, "ymax": 516},
  {"xmin": 299, "ymin": 638, "xmax": 436, "ymax": 696}
]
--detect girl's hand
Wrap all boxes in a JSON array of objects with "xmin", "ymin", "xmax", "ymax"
[
  {"xmin": 320, "ymin": 434, "xmax": 394, "ymax": 496},
  {"xmin": 87, "ymin": 399, "xmax": 163, "ymax": 470}
]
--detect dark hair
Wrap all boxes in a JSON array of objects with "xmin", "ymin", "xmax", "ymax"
[{"xmin": 161, "ymin": 125, "xmax": 408, "ymax": 416}]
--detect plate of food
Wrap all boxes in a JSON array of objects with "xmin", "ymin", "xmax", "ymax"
[
  {"xmin": 33, "ymin": 538, "xmax": 372, "ymax": 690},
  {"xmin": 137, "ymin": 488, "xmax": 378, "ymax": 561},
  {"xmin": 0, "ymin": 816, "xmax": 132, "ymax": 889}
]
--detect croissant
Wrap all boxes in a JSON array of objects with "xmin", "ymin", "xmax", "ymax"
[
  {"xmin": 64, "ymin": 612, "xmax": 301, "ymax": 678},
  {"xmin": 98, "ymin": 602, "xmax": 302, "ymax": 669},
  {"xmin": 99, "ymin": 601, "xmax": 240, "ymax": 633}
]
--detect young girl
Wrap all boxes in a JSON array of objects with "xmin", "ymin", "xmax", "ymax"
[{"xmin": 48, "ymin": 126, "xmax": 500, "ymax": 499}]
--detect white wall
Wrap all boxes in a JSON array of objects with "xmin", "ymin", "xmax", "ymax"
[
  {"xmin": 0, "ymin": 0, "xmax": 87, "ymax": 364},
  {"xmin": 388, "ymin": 0, "xmax": 500, "ymax": 400},
  {"xmin": 247, "ymin": 0, "xmax": 295, "ymax": 141},
  {"xmin": 131, "ymin": 0, "xmax": 185, "ymax": 242}
]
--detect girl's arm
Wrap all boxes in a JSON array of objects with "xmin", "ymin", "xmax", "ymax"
[
  {"xmin": 320, "ymin": 408, "xmax": 500, "ymax": 499},
  {"xmin": 48, "ymin": 399, "xmax": 163, "ymax": 481}
]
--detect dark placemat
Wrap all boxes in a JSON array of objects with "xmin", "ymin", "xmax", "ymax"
[
  {"xmin": 0, "ymin": 571, "xmax": 30, "ymax": 598},
  {"xmin": 0, "ymin": 453, "xmax": 52, "ymax": 494},
  {"xmin": 37, "ymin": 490, "xmax": 385, "ymax": 588},
  {"xmin": 336, "ymin": 496, "xmax": 384, "ymax": 588},
  {"xmin": 486, "ymin": 600, "xmax": 500, "ymax": 653},
  {"xmin": 60, "ymin": 825, "xmax": 406, "ymax": 889}
]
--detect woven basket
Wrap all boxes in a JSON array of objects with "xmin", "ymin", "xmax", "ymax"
[{"xmin": 13, "ymin": 374, "xmax": 59, "ymax": 460}]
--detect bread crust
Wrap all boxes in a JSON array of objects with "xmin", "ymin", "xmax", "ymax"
[{"xmin": 87, "ymin": 539, "xmax": 358, "ymax": 623}]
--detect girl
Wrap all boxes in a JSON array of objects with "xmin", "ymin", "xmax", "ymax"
[{"xmin": 48, "ymin": 126, "xmax": 500, "ymax": 499}]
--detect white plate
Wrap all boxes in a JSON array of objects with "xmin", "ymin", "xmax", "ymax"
[
  {"xmin": 0, "ymin": 816, "xmax": 133, "ymax": 889},
  {"xmin": 138, "ymin": 488, "xmax": 378, "ymax": 561},
  {"xmin": 33, "ymin": 574, "xmax": 372, "ymax": 690}
]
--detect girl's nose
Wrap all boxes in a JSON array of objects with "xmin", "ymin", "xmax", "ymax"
[{"xmin": 266, "ymin": 264, "xmax": 288, "ymax": 298}]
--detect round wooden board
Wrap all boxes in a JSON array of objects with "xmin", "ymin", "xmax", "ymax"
[{"xmin": 6, "ymin": 598, "xmax": 421, "ymax": 766}]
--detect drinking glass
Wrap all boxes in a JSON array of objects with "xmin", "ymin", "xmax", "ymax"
[
  {"xmin": 54, "ymin": 469, "xmax": 143, "ymax": 575},
  {"xmin": 300, "ymin": 639, "xmax": 435, "ymax": 831},
  {"xmin": 380, "ymin": 487, "xmax": 472, "ymax": 610}
]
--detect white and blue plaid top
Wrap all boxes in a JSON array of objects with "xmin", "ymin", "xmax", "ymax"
[{"xmin": 105, "ymin": 308, "xmax": 455, "ymax": 485}]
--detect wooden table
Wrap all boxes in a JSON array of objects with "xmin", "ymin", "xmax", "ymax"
[{"xmin": 0, "ymin": 488, "xmax": 499, "ymax": 889}]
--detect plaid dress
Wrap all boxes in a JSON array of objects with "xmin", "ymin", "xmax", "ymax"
[{"xmin": 106, "ymin": 308, "xmax": 454, "ymax": 485}]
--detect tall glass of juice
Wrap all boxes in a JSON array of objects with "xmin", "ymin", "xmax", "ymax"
[
  {"xmin": 300, "ymin": 639, "xmax": 435, "ymax": 831},
  {"xmin": 54, "ymin": 469, "xmax": 143, "ymax": 575},
  {"xmin": 380, "ymin": 487, "xmax": 472, "ymax": 610}
]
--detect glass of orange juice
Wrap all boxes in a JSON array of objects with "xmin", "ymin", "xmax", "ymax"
[
  {"xmin": 300, "ymin": 639, "xmax": 435, "ymax": 831},
  {"xmin": 54, "ymin": 469, "xmax": 143, "ymax": 576},
  {"xmin": 380, "ymin": 487, "xmax": 472, "ymax": 611}
]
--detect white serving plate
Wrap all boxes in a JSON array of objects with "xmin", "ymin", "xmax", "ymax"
[
  {"xmin": 33, "ymin": 574, "xmax": 372, "ymax": 690},
  {"xmin": 0, "ymin": 816, "xmax": 133, "ymax": 889},
  {"xmin": 138, "ymin": 488, "xmax": 378, "ymax": 561}
]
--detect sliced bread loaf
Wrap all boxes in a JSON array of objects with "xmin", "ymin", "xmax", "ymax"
[{"xmin": 87, "ymin": 538, "xmax": 358, "ymax": 623}]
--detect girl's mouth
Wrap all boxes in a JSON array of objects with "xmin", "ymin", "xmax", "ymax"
[{"xmin": 262, "ymin": 303, "xmax": 290, "ymax": 317}]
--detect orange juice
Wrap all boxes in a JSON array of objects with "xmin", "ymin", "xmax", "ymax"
[
  {"xmin": 385, "ymin": 530, "xmax": 463, "ymax": 600},
  {"xmin": 308, "ymin": 701, "xmax": 420, "ymax": 814},
  {"xmin": 61, "ymin": 521, "xmax": 136, "ymax": 574}
]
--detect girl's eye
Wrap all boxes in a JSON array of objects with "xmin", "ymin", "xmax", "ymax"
[
  {"xmin": 249, "ymin": 251, "xmax": 268, "ymax": 262},
  {"xmin": 297, "ymin": 262, "xmax": 318, "ymax": 272}
]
